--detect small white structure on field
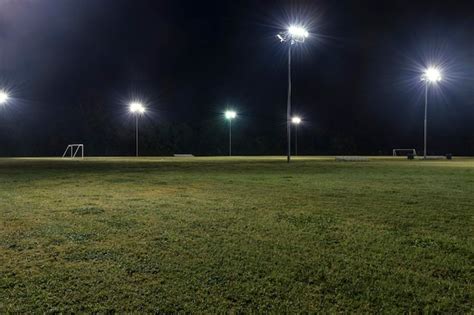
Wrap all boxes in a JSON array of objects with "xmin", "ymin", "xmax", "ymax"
[
  {"xmin": 62, "ymin": 144, "xmax": 84, "ymax": 159},
  {"xmin": 393, "ymin": 149, "xmax": 417, "ymax": 157}
]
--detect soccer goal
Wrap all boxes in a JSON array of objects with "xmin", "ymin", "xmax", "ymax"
[
  {"xmin": 392, "ymin": 148, "xmax": 417, "ymax": 157},
  {"xmin": 62, "ymin": 144, "xmax": 84, "ymax": 159}
]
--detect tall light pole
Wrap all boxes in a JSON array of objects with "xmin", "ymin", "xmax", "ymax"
[
  {"xmin": 129, "ymin": 102, "xmax": 145, "ymax": 157},
  {"xmin": 277, "ymin": 25, "xmax": 308, "ymax": 163},
  {"xmin": 0, "ymin": 90, "xmax": 9, "ymax": 106},
  {"xmin": 225, "ymin": 110, "xmax": 237, "ymax": 156},
  {"xmin": 421, "ymin": 67, "xmax": 442, "ymax": 159},
  {"xmin": 291, "ymin": 116, "xmax": 302, "ymax": 156}
]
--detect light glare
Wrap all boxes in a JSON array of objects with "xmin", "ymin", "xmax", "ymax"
[
  {"xmin": 291, "ymin": 116, "xmax": 302, "ymax": 124},
  {"xmin": 129, "ymin": 102, "xmax": 145, "ymax": 114},
  {"xmin": 422, "ymin": 67, "xmax": 442, "ymax": 83},
  {"xmin": 288, "ymin": 25, "xmax": 309, "ymax": 39},
  {"xmin": 0, "ymin": 90, "xmax": 9, "ymax": 104},
  {"xmin": 225, "ymin": 110, "xmax": 237, "ymax": 120}
]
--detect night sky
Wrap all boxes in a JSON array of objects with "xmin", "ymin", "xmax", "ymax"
[{"xmin": 0, "ymin": 0, "xmax": 473, "ymax": 156}]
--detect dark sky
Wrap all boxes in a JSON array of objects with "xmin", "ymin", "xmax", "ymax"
[{"xmin": 0, "ymin": 0, "xmax": 473, "ymax": 156}]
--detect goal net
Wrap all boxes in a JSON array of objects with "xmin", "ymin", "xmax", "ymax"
[
  {"xmin": 392, "ymin": 148, "xmax": 417, "ymax": 157},
  {"xmin": 62, "ymin": 144, "xmax": 84, "ymax": 159}
]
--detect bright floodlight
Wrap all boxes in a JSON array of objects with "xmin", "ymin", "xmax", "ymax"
[
  {"xmin": 291, "ymin": 116, "xmax": 302, "ymax": 124},
  {"xmin": 129, "ymin": 102, "xmax": 145, "ymax": 114},
  {"xmin": 0, "ymin": 90, "xmax": 9, "ymax": 104},
  {"xmin": 225, "ymin": 110, "xmax": 236, "ymax": 120},
  {"xmin": 422, "ymin": 67, "xmax": 442, "ymax": 83},
  {"xmin": 276, "ymin": 23, "xmax": 309, "ymax": 162},
  {"xmin": 288, "ymin": 25, "xmax": 309, "ymax": 40}
]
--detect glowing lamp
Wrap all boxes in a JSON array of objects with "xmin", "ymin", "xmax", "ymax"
[
  {"xmin": 288, "ymin": 26, "xmax": 309, "ymax": 39},
  {"xmin": 225, "ymin": 110, "xmax": 237, "ymax": 120},
  {"xmin": 0, "ymin": 91, "xmax": 9, "ymax": 104},
  {"xmin": 291, "ymin": 116, "xmax": 302, "ymax": 124},
  {"xmin": 129, "ymin": 102, "xmax": 145, "ymax": 114},
  {"xmin": 422, "ymin": 67, "xmax": 442, "ymax": 83}
]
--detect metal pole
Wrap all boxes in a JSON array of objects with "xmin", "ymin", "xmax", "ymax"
[
  {"xmin": 424, "ymin": 83, "xmax": 428, "ymax": 159},
  {"xmin": 287, "ymin": 43, "xmax": 292, "ymax": 163},
  {"xmin": 295, "ymin": 124, "xmax": 298, "ymax": 156},
  {"xmin": 229, "ymin": 119, "xmax": 232, "ymax": 156},
  {"xmin": 136, "ymin": 115, "xmax": 139, "ymax": 157}
]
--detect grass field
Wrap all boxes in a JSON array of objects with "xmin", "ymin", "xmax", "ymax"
[{"xmin": 0, "ymin": 157, "xmax": 472, "ymax": 312}]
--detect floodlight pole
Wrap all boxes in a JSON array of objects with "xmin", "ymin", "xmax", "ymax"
[
  {"xmin": 287, "ymin": 43, "xmax": 292, "ymax": 163},
  {"xmin": 229, "ymin": 118, "xmax": 232, "ymax": 156},
  {"xmin": 294, "ymin": 123, "xmax": 298, "ymax": 156},
  {"xmin": 135, "ymin": 115, "xmax": 139, "ymax": 157},
  {"xmin": 423, "ymin": 82, "xmax": 428, "ymax": 159}
]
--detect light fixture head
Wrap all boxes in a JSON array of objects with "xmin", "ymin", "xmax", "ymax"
[
  {"xmin": 291, "ymin": 116, "xmax": 302, "ymax": 124},
  {"xmin": 288, "ymin": 25, "xmax": 309, "ymax": 38},
  {"xmin": 129, "ymin": 101, "xmax": 145, "ymax": 114},
  {"xmin": 225, "ymin": 110, "xmax": 237, "ymax": 120},
  {"xmin": 277, "ymin": 25, "xmax": 309, "ymax": 43},
  {"xmin": 288, "ymin": 25, "xmax": 309, "ymax": 43},
  {"xmin": 0, "ymin": 90, "xmax": 9, "ymax": 105},
  {"xmin": 422, "ymin": 67, "xmax": 442, "ymax": 83}
]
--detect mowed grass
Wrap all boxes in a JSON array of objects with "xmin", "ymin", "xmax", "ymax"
[{"xmin": 0, "ymin": 157, "xmax": 472, "ymax": 312}]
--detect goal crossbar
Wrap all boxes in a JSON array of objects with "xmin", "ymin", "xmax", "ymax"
[{"xmin": 62, "ymin": 144, "xmax": 84, "ymax": 159}]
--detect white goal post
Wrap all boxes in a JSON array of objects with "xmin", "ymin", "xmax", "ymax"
[
  {"xmin": 62, "ymin": 144, "xmax": 84, "ymax": 159},
  {"xmin": 392, "ymin": 148, "xmax": 417, "ymax": 157}
]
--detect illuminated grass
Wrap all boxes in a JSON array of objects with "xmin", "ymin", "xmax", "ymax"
[{"xmin": 0, "ymin": 157, "xmax": 472, "ymax": 312}]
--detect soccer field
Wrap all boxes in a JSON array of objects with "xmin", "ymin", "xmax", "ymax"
[{"xmin": 0, "ymin": 157, "xmax": 472, "ymax": 312}]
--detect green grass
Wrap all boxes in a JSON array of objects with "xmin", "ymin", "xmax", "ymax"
[{"xmin": 0, "ymin": 157, "xmax": 472, "ymax": 312}]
